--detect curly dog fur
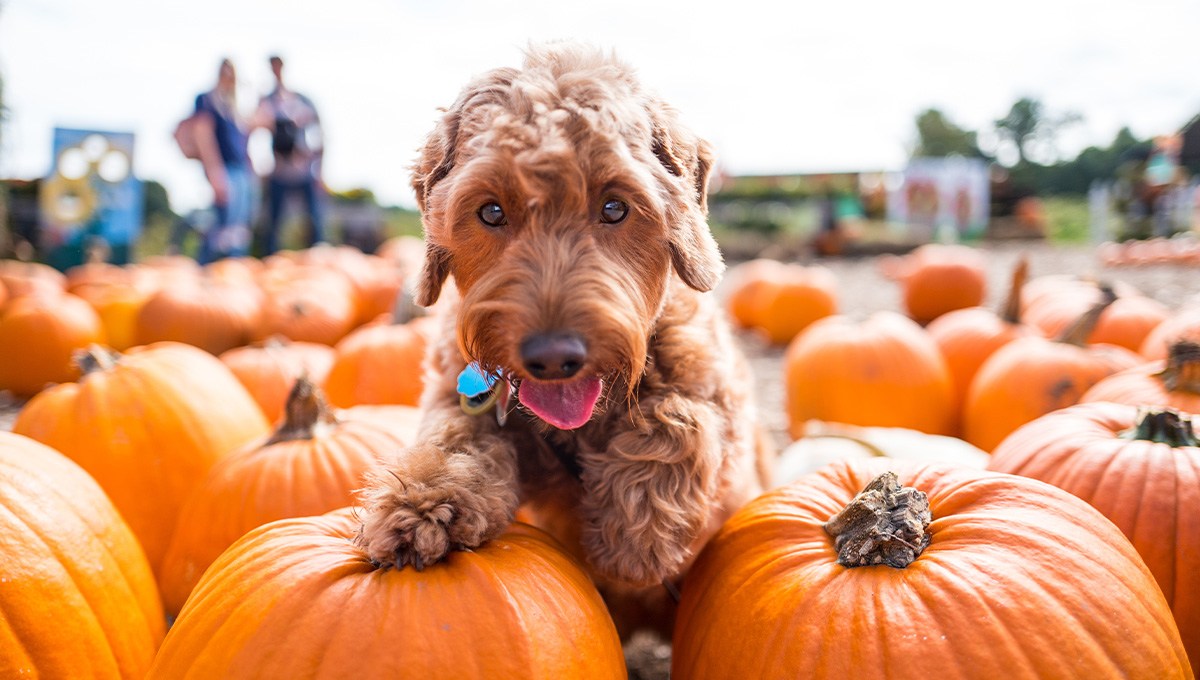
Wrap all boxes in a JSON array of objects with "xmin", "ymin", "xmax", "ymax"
[{"xmin": 357, "ymin": 42, "xmax": 770, "ymax": 634}]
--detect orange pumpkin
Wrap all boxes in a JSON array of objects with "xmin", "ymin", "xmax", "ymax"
[
  {"xmin": 1081, "ymin": 340, "xmax": 1200, "ymax": 413},
  {"xmin": 1088, "ymin": 295, "xmax": 1171, "ymax": 352},
  {"xmin": 322, "ymin": 315, "xmax": 434, "ymax": 408},
  {"xmin": 1021, "ymin": 275, "xmax": 1147, "ymax": 344},
  {"xmin": 962, "ymin": 289, "xmax": 1141, "ymax": 451},
  {"xmin": 725, "ymin": 258, "xmax": 785, "ymax": 331},
  {"xmin": 1142, "ymin": 306, "xmax": 1200, "ymax": 360},
  {"xmin": 0, "ymin": 432, "xmax": 165, "ymax": 679},
  {"xmin": 74, "ymin": 280, "xmax": 153, "ymax": 351},
  {"xmin": 255, "ymin": 270, "xmax": 358, "ymax": 346},
  {"xmin": 159, "ymin": 378, "xmax": 419, "ymax": 615},
  {"xmin": 671, "ymin": 459, "xmax": 1191, "ymax": 679},
  {"xmin": 135, "ymin": 279, "xmax": 263, "ymax": 355},
  {"xmin": 219, "ymin": 338, "xmax": 336, "ymax": 422},
  {"xmin": 894, "ymin": 243, "xmax": 987, "ymax": 325},
  {"xmin": 0, "ymin": 260, "xmax": 66, "ymax": 299},
  {"xmin": 751, "ymin": 263, "xmax": 839, "ymax": 345},
  {"xmin": 785, "ymin": 311, "xmax": 955, "ymax": 438},
  {"xmin": 988, "ymin": 404, "xmax": 1200, "ymax": 664},
  {"xmin": 12, "ymin": 343, "xmax": 271, "ymax": 579},
  {"xmin": 926, "ymin": 256, "xmax": 1039, "ymax": 411},
  {"xmin": 149, "ymin": 511, "xmax": 626, "ymax": 679},
  {"xmin": 0, "ymin": 292, "xmax": 105, "ymax": 396}
]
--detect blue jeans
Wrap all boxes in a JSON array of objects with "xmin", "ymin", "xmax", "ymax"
[
  {"xmin": 265, "ymin": 176, "xmax": 325, "ymax": 254},
  {"xmin": 200, "ymin": 165, "xmax": 256, "ymax": 263}
]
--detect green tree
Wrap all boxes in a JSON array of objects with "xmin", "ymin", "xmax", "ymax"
[
  {"xmin": 994, "ymin": 97, "xmax": 1081, "ymax": 166},
  {"xmin": 911, "ymin": 108, "xmax": 986, "ymax": 159}
]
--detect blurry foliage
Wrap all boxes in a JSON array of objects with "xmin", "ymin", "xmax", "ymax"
[
  {"xmin": 912, "ymin": 109, "xmax": 988, "ymax": 159},
  {"xmin": 382, "ymin": 205, "xmax": 423, "ymax": 238},
  {"xmin": 914, "ymin": 97, "xmax": 1162, "ymax": 197},
  {"xmin": 1041, "ymin": 196, "xmax": 1090, "ymax": 244}
]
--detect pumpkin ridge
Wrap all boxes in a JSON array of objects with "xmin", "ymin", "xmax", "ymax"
[
  {"xmin": 35, "ymin": 472, "xmax": 160, "ymax": 675},
  {"xmin": 0, "ymin": 489, "xmax": 119, "ymax": 673}
]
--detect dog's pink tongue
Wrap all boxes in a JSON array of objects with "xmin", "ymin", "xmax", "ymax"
[{"xmin": 519, "ymin": 376, "xmax": 603, "ymax": 430}]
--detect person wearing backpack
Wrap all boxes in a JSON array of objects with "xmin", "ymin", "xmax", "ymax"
[
  {"xmin": 188, "ymin": 58, "xmax": 257, "ymax": 263},
  {"xmin": 256, "ymin": 55, "xmax": 326, "ymax": 255}
]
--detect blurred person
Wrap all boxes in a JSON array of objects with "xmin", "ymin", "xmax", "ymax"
[
  {"xmin": 192, "ymin": 58, "xmax": 257, "ymax": 263},
  {"xmin": 256, "ymin": 55, "xmax": 326, "ymax": 254}
]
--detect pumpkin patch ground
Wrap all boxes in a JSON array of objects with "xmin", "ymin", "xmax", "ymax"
[{"xmin": 1, "ymin": 241, "xmax": 1200, "ymax": 679}]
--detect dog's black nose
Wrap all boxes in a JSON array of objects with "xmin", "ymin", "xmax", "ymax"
[{"xmin": 520, "ymin": 332, "xmax": 587, "ymax": 380}]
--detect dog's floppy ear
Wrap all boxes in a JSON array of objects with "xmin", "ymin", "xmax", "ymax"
[
  {"xmin": 410, "ymin": 68, "xmax": 519, "ymax": 305},
  {"xmin": 411, "ymin": 67, "xmax": 520, "ymax": 213},
  {"xmin": 651, "ymin": 110, "xmax": 724, "ymax": 292},
  {"xmin": 415, "ymin": 241, "xmax": 452, "ymax": 307}
]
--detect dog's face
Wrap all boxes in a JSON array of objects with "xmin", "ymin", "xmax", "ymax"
[{"xmin": 412, "ymin": 44, "xmax": 723, "ymax": 430}]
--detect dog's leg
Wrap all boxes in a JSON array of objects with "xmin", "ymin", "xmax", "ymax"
[
  {"xmin": 356, "ymin": 345, "xmax": 519, "ymax": 569},
  {"xmin": 579, "ymin": 391, "xmax": 725, "ymax": 586}
]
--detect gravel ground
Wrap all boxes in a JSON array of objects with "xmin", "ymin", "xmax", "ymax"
[{"xmin": 1, "ymin": 241, "xmax": 1197, "ymax": 678}]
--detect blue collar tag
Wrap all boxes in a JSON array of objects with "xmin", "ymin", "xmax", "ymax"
[
  {"xmin": 458, "ymin": 363, "xmax": 510, "ymax": 425},
  {"xmin": 457, "ymin": 362, "xmax": 499, "ymax": 398}
]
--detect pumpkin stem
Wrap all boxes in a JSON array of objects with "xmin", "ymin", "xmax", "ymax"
[
  {"xmin": 823, "ymin": 471, "xmax": 932, "ymax": 569},
  {"xmin": 1155, "ymin": 340, "xmax": 1200, "ymax": 395},
  {"xmin": 1056, "ymin": 284, "xmax": 1117, "ymax": 347},
  {"xmin": 74, "ymin": 344, "xmax": 121, "ymax": 374},
  {"xmin": 999, "ymin": 256, "xmax": 1029, "ymax": 325},
  {"xmin": 266, "ymin": 375, "xmax": 339, "ymax": 445},
  {"xmin": 1125, "ymin": 408, "xmax": 1198, "ymax": 447}
]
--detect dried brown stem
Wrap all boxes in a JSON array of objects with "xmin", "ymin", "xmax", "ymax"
[{"xmin": 823, "ymin": 471, "xmax": 932, "ymax": 569}]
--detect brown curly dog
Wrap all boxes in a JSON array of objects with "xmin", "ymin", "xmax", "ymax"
[{"xmin": 357, "ymin": 42, "xmax": 770, "ymax": 635}]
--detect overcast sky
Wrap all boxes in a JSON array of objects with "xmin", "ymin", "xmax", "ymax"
[{"xmin": 2, "ymin": 0, "xmax": 1198, "ymax": 212}]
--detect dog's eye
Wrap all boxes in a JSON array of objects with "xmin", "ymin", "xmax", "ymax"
[
  {"xmin": 477, "ymin": 202, "xmax": 507, "ymax": 228},
  {"xmin": 600, "ymin": 198, "xmax": 629, "ymax": 225}
]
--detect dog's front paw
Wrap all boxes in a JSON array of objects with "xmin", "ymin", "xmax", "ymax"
[
  {"xmin": 584, "ymin": 522, "xmax": 691, "ymax": 587},
  {"xmin": 355, "ymin": 444, "xmax": 516, "ymax": 570}
]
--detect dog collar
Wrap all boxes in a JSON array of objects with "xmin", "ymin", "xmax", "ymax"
[{"xmin": 457, "ymin": 362, "xmax": 513, "ymax": 426}]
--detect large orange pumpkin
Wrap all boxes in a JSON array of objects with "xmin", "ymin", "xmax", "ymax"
[
  {"xmin": 988, "ymin": 403, "xmax": 1200, "ymax": 664},
  {"xmin": 671, "ymin": 459, "xmax": 1191, "ymax": 679},
  {"xmin": 785, "ymin": 311, "xmax": 955, "ymax": 438},
  {"xmin": 926, "ymin": 256, "xmax": 1039, "ymax": 411},
  {"xmin": 12, "ymin": 342, "xmax": 271, "ymax": 579},
  {"xmin": 0, "ymin": 431, "xmax": 165, "ymax": 679},
  {"xmin": 962, "ymin": 289, "xmax": 1141, "ymax": 451},
  {"xmin": 159, "ymin": 378, "xmax": 419, "ymax": 615},
  {"xmin": 322, "ymin": 314, "xmax": 434, "ymax": 408},
  {"xmin": 0, "ymin": 291, "xmax": 105, "ymax": 396},
  {"xmin": 1081, "ymin": 340, "xmax": 1200, "ymax": 413},
  {"xmin": 149, "ymin": 510, "xmax": 626, "ymax": 679},
  {"xmin": 219, "ymin": 338, "xmax": 336, "ymax": 423}
]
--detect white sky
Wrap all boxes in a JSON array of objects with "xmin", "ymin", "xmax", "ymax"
[{"xmin": 2, "ymin": 0, "xmax": 1198, "ymax": 212}]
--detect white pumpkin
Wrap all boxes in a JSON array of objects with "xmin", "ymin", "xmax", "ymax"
[{"xmin": 774, "ymin": 420, "xmax": 989, "ymax": 486}]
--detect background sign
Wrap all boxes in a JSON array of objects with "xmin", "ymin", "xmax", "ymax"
[
  {"xmin": 40, "ymin": 127, "xmax": 143, "ymax": 269},
  {"xmin": 887, "ymin": 157, "xmax": 990, "ymax": 241}
]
